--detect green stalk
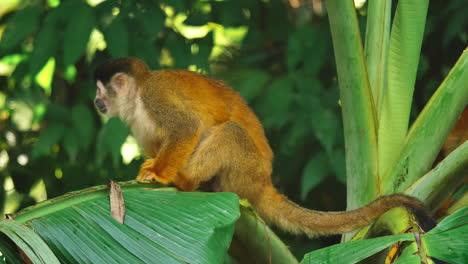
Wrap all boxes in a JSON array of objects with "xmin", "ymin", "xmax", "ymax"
[
  {"xmin": 384, "ymin": 48, "xmax": 468, "ymax": 194},
  {"xmin": 233, "ymin": 206, "xmax": 298, "ymax": 264},
  {"xmin": 378, "ymin": 0, "xmax": 429, "ymax": 183},
  {"xmin": 405, "ymin": 141, "xmax": 468, "ymax": 209},
  {"xmin": 364, "ymin": 0, "xmax": 391, "ymax": 113},
  {"xmin": 326, "ymin": 0, "xmax": 378, "ymax": 210}
]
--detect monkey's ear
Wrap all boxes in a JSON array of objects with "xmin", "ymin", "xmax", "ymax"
[{"xmin": 110, "ymin": 72, "xmax": 129, "ymax": 92}]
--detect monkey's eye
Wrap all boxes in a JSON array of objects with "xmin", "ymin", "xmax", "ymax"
[{"xmin": 96, "ymin": 80, "xmax": 107, "ymax": 96}]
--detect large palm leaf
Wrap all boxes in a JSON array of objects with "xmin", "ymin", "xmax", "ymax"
[{"xmin": 0, "ymin": 182, "xmax": 240, "ymax": 263}]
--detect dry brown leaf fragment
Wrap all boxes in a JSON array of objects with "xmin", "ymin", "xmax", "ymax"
[{"xmin": 109, "ymin": 180, "xmax": 126, "ymax": 224}]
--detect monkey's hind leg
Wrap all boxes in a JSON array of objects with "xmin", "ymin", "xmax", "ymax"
[{"xmin": 172, "ymin": 121, "xmax": 256, "ymax": 192}]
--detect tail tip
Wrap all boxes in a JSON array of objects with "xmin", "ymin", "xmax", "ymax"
[{"xmin": 415, "ymin": 212, "xmax": 437, "ymax": 232}]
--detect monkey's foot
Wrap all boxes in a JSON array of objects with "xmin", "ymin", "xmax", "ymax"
[{"xmin": 136, "ymin": 159, "xmax": 172, "ymax": 184}]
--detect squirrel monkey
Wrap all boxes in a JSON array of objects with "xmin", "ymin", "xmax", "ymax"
[{"xmin": 93, "ymin": 57, "xmax": 436, "ymax": 236}]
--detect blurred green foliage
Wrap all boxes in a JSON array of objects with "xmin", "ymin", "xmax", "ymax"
[{"xmin": 0, "ymin": 0, "xmax": 466, "ymax": 255}]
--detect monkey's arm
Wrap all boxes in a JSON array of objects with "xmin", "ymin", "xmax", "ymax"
[{"xmin": 136, "ymin": 105, "xmax": 201, "ymax": 186}]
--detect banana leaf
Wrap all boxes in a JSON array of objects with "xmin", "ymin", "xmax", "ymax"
[{"xmin": 0, "ymin": 182, "xmax": 240, "ymax": 264}]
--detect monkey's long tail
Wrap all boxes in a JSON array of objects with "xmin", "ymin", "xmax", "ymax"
[{"xmin": 253, "ymin": 185, "xmax": 436, "ymax": 237}]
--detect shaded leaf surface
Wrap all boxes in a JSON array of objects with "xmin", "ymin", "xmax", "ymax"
[
  {"xmin": 0, "ymin": 6, "xmax": 43, "ymax": 53},
  {"xmin": 1, "ymin": 185, "xmax": 239, "ymax": 264},
  {"xmin": 233, "ymin": 69, "xmax": 270, "ymax": 102},
  {"xmin": 31, "ymin": 123, "xmax": 66, "ymax": 159},
  {"xmin": 301, "ymin": 154, "xmax": 329, "ymax": 200},
  {"xmin": 0, "ymin": 221, "xmax": 60, "ymax": 263},
  {"xmin": 97, "ymin": 117, "xmax": 130, "ymax": 165},
  {"xmin": 104, "ymin": 18, "xmax": 129, "ymax": 57},
  {"xmin": 63, "ymin": 2, "xmax": 95, "ymax": 66},
  {"xmin": 29, "ymin": 22, "xmax": 59, "ymax": 75}
]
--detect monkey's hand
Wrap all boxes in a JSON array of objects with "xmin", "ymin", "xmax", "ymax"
[{"xmin": 136, "ymin": 158, "xmax": 175, "ymax": 184}]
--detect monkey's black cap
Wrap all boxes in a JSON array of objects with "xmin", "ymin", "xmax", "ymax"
[{"xmin": 94, "ymin": 58, "xmax": 133, "ymax": 84}]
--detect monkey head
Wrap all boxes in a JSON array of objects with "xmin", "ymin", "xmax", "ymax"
[
  {"xmin": 93, "ymin": 57, "xmax": 149, "ymax": 117},
  {"xmin": 94, "ymin": 73, "xmax": 130, "ymax": 116}
]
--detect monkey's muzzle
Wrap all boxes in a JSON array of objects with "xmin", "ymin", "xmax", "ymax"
[{"xmin": 94, "ymin": 99, "xmax": 107, "ymax": 114}]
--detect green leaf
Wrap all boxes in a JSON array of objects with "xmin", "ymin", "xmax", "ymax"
[
  {"xmin": 29, "ymin": 19, "xmax": 59, "ymax": 75},
  {"xmin": 63, "ymin": 130, "xmax": 79, "ymax": 161},
  {"xmin": 424, "ymin": 221, "xmax": 468, "ymax": 264},
  {"xmin": 301, "ymin": 154, "xmax": 329, "ymax": 200},
  {"xmin": 32, "ymin": 104, "xmax": 71, "ymax": 159},
  {"xmin": 129, "ymin": 31, "xmax": 160, "ymax": 69},
  {"xmin": 136, "ymin": 5, "xmax": 165, "ymax": 38},
  {"xmin": 28, "ymin": 1, "xmax": 81, "ymax": 74},
  {"xmin": 71, "ymin": 104, "xmax": 94, "ymax": 151},
  {"xmin": 326, "ymin": 0, "xmax": 379, "ymax": 212},
  {"xmin": 378, "ymin": 0, "xmax": 429, "ymax": 183},
  {"xmin": 290, "ymin": 74, "xmax": 339, "ymax": 154},
  {"xmin": 264, "ymin": 0, "xmax": 290, "ymax": 41},
  {"xmin": 405, "ymin": 141, "xmax": 468, "ymax": 208},
  {"xmin": 63, "ymin": 3, "xmax": 95, "ymax": 66},
  {"xmin": 259, "ymin": 76, "xmax": 294, "ymax": 129},
  {"xmin": 97, "ymin": 117, "xmax": 129, "ymax": 166},
  {"xmin": 235, "ymin": 207, "xmax": 299, "ymax": 264},
  {"xmin": 95, "ymin": 0, "xmax": 118, "ymax": 26},
  {"xmin": 443, "ymin": 11, "xmax": 468, "ymax": 48},
  {"xmin": 364, "ymin": 0, "xmax": 391, "ymax": 109},
  {"xmin": 287, "ymin": 25, "xmax": 326, "ymax": 75},
  {"xmin": 425, "ymin": 208, "xmax": 468, "ymax": 263},
  {"xmin": 0, "ymin": 235, "xmax": 22, "ymax": 264},
  {"xmin": 385, "ymin": 48, "xmax": 468, "ymax": 193},
  {"xmin": 104, "ymin": 18, "xmax": 129, "ymax": 57},
  {"xmin": 184, "ymin": 12, "xmax": 211, "ymax": 26},
  {"xmin": 0, "ymin": 220, "xmax": 60, "ymax": 264},
  {"xmin": 161, "ymin": 0, "xmax": 185, "ymax": 13},
  {"xmin": 166, "ymin": 34, "xmax": 191, "ymax": 68},
  {"xmin": 300, "ymin": 233, "xmax": 414, "ymax": 264},
  {"xmin": 329, "ymin": 149, "xmax": 346, "ymax": 184},
  {"xmin": 211, "ymin": 2, "xmax": 245, "ymax": 27},
  {"xmin": 286, "ymin": 30, "xmax": 302, "ymax": 72},
  {"xmin": 232, "ymin": 69, "xmax": 270, "ymax": 103},
  {"xmin": 45, "ymin": 103, "xmax": 69, "ymax": 122},
  {"xmin": 282, "ymin": 112, "xmax": 311, "ymax": 154},
  {"xmin": 310, "ymin": 108, "xmax": 338, "ymax": 154},
  {"xmin": 8, "ymin": 184, "xmax": 239, "ymax": 263},
  {"xmin": 392, "ymin": 243, "xmax": 420, "ymax": 264},
  {"xmin": 397, "ymin": 208, "xmax": 468, "ymax": 264},
  {"xmin": 428, "ymin": 207, "xmax": 467, "ymax": 234},
  {"xmin": 31, "ymin": 122, "xmax": 66, "ymax": 160},
  {"xmin": 191, "ymin": 32, "xmax": 214, "ymax": 71},
  {"xmin": 0, "ymin": 6, "xmax": 43, "ymax": 54}
]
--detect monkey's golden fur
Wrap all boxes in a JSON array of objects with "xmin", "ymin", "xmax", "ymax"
[{"xmin": 94, "ymin": 57, "xmax": 435, "ymax": 236}]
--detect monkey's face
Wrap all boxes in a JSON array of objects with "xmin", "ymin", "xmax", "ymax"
[
  {"xmin": 94, "ymin": 79, "xmax": 120, "ymax": 116},
  {"xmin": 94, "ymin": 72, "xmax": 136, "ymax": 119}
]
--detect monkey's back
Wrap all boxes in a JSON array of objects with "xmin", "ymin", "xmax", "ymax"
[{"xmin": 143, "ymin": 70, "xmax": 273, "ymax": 161}]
